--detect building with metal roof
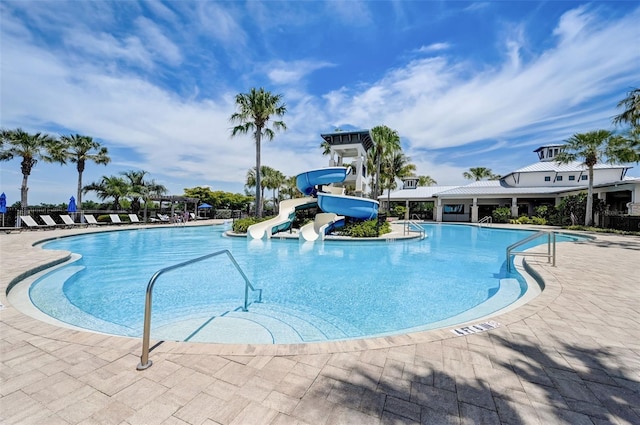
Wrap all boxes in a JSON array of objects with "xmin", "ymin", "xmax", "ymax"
[{"xmin": 379, "ymin": 145, "xmax": 639, "ymax": 223}]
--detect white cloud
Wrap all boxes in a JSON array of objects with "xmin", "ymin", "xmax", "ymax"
[
  {"xmin": 417, "ymin": 43, "xmax": 451, "ymax": 53},
  {"xmin": 266, "ymin": 60, "xmax": 335, "ymax": 86}
]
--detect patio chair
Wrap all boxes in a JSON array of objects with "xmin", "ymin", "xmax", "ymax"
[
  {"xmin": 20, "ymin": 215, "xmax": 53, "ymax": 230},
  {"xmin": 109, "ymin": 214, "xmax": 127, "ymax": 225},
  {"xmin": 60, "ymin": 214, "xmax": 87, "ymax": 228},
  {"xmin": 84, "ymin": 214, "xmax": 106, "ymax": 226},
  {"xmin": 40, "ymin": 215, "xmax": 66, "ymax": 229},
  {"xmin": 128, "ymin": 214, "xmax": 142, "ymax": 224}
]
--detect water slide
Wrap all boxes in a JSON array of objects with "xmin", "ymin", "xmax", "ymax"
[
  {"xmin": 246, "ymin": 197, "xmax": 316, "ymax": 239},
  {"xmin": 297, "ymin": 167, "xmax": 379, "ymax": 241},
  {"xmin": 247, "ymin": 167, "xmax": 379, "ymax": 240}
]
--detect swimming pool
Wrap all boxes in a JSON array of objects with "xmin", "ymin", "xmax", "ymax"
[{"xmin": 25, "ymin": 223, "xmax": 580, "ymax": 344}]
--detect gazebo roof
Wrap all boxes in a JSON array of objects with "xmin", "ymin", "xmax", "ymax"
[{"xmin": 320, "ymin": 130, "xmax": 374, "ymax": 152}]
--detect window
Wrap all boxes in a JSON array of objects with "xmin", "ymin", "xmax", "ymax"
[
  {"xmin": 569, "ymin": 175, "xmax": 575, "ymax": 181},
  {"xmin": 556, "ymin": 176, "xmax": 563, "ymax": 181},
  {"xmin": 544, "ymin": 176, "xmax": 551, "ymax": 182},
  {"xmin": 581, "ymin": 175, "xmax": 588, "ymax": 181},
  {"xmin": 443, "ymin": 204, "xmax": 464, "ymax": 214}
]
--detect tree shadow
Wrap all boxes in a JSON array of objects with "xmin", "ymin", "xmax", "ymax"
[
  {"xmin": 320, "ymin": 333, "xmax": 639, "ymax": 424},
  {"xmin": 586, "ymin": 238, "xmax": 640, "ymax": 251}
]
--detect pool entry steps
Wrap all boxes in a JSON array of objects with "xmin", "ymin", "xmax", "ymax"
[{"xmin": 138, "ymin": 249, "xmax": 262, "ymax": 370}]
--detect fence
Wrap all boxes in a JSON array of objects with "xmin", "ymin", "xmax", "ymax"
[{"xmin": 602, "ymin": 215, "xmax": 640, "ymax": 232}]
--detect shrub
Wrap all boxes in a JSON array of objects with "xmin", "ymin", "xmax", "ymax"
[
  {"xmin": 232, "ymin": 216, "xmax": 272, "ymax": 233},
  {"xmin": 392, "ymin": 205, "xmax": 407, "ymax": 218},
  {"xmin": 336, "ymin": 219, "xmax": 391, "ymax": 237},
  {"xmin": 530, "ymin": 216, "xmax": 547, "ymax": 225},
  {"xmin": 492, "ymin": 207, "xmax": 511, "ymax": 223}
]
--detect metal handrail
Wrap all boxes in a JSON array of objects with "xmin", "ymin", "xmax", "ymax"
[
  {"xmin": 478, "ymin": 216, "xmax": 492, "ymax": 227},
  {"xmin": 404, "ymin": 220, "xmax": 425, "ymax": 239},
  {"xmin": 506, "ymin": 230, "xmax": 556, "ymax": 272},
  {"xmin": 137, "ymin": 249, "xmax": 261, "ymax": 370}
]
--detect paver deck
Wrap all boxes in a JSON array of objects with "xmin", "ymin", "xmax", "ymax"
[{"xmin": 1, "ymin": 222, "xmax": 639, "ymax": 424}]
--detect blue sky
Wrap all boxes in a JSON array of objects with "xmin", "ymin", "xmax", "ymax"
[{"xmin": 1, "ymin": 1, "xmax": 638, "ymax": 205}]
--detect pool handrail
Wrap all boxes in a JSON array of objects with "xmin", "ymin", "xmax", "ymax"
[
  {"xmin": 506, "ymin": 230, "xmax": 556, "ymax": 272},
  {"xmin": 403, "ymin": 220, "xmax": 425, "ymax": 239},
  {"xmin": 478, "ymin": 216, "xmax": 493, "ymax": 227},
  {"xmin": 137, "ymin": 249, "xmax": 262, "ymax": 371}
]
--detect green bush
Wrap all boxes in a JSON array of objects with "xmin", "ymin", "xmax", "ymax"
[
  {"xmin": 392, "ymin": 205, "xmax": 407, "ymax": 218},
  {"xmin": 232, "ymin": 216, "xmax": 272, "ymax": 233},
  {"xmin": 336, "ymin": 219, "xmax": 391, "ymax": 237},
  {"xmin": 492, "ymin": 207, "xmax": 511, "ymax": 223},
  {"xmin": 530, "ymin": 216, "xmax": 547, "ymax": 225}
]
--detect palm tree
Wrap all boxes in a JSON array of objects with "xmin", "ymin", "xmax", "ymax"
[
  {"xmin": 382, "ymin": 152, "xmax": 416, "ymax": 213},
  {"xmin": 418, "ymin": 175, "xmax": 438, "ymax": 186},
  {"xmin": 281, "ymin": 176, "xmax": 299, "ymax": 199},
  {"xmin": 59, "ymin": 134, "xmax": 110, "ymax": 211},
  {"xmin": 262, "ymin": 167, "xmax": 285, "ymax": 213},
  {"xmin": 245, "ymin": 166, "xmax": 270, "ymax": 212},
  {"xmin": 0, "ymin": 128, "xmax": 62, "ymax": 215},
  {"xmin": 320, "ymin": 140, "xmax": 332, "ymax": 156},
  {"xmin": 555, "ymin": 129, "xmax": 637, "ymax": 226},
  {"xmin": 83, "ymin": 175, "xmax": 130, "ymax": 210},
  {"xmin": 613, "ymin": 87, "xmax": 640, "ymax": 129},
  {"xmin": 463, "ymin": 167, "xmax": 499, "ymax": 181},
  {"xmin": 370, "ymin": 125, "xmax": 401, "ymax": 199},
  {"xmin": 230, "ymin": 87, "xmax": 287, "ymax": 218},
  {"xmin": 121, "ymin": 170, "xmax": 167, "ymax": 214}
]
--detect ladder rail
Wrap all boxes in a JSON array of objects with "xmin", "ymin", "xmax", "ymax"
[
  {"xmin": 137, "ymin": 249, "xmax": 261, "ymax": 370},
  {"xmin": 506, "ymin": 230, "xmax": 556, "ymax": 272}
]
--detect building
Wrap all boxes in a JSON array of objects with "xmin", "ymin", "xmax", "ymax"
[{"xmin": 380, "ymin": 145, "xmax": 640, "ymax": 223}]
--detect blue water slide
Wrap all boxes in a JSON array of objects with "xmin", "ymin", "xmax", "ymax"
[
  {"xmin": 317, "ymin": 193, "xmax": 379, "ymax": 220},
  {"xmin": 296, "ymin": 167, "xmax": 379, "ymax": 221},
  {"xmin": 296, "ymin": 167, "xmax": 350, "ymax": 196}
]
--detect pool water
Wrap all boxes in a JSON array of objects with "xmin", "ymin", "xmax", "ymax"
[{"xmin": 29, "ymin": 224, "xmax": 580, "ymax": 344}]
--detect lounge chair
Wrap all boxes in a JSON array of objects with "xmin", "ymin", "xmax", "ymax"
[
  {"xmin": 20, "ymin": 215, "xmax": 53, "ymax": 230},
  {"xmin": 84, "ymin": 214, "xmax": 106, "ymax": 226},
  {"xmin": 60, "ymin": 214, "xmax": 87, "ymax": 228},
  {"xmin": 128, "ymin": 214, "xmax": 142, "ymax": 224},
  {"xmin": 149, "ymin": 214, "xmax": 170, "ymax": 223},
  {"xmin": 40, "ymin": 215, "xmax": 66, "ymax": 229},
  {"xmin": 109, "ymin": 214, "xmax": 127, "ymax": 225}
]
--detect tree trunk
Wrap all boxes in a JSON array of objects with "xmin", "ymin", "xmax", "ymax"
[
  {"xmin": 77, "ymin": 160, "xmax": 85, "ymax": 210},
  {"xmin": 585, "ymin": 166, "xmax": 594, "ymax": 226},
  {"xmin": 255, "ymin": 129, "xmax": 262, "ymax": 218},
  {"xmin": 20, "ymin": 173, "xmax": 29, "ymax": 216}
]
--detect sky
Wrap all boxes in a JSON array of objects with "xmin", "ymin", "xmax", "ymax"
[{"xmin": 1, "ymin": 0, "xmax": 639, "ymax": 206}]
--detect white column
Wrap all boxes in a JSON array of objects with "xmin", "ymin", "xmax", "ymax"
[
  {"xmin": 511, "ymin": 197, "xmax": 519, "ymax": 218},
  {"xmin": 436, "ymin": 198, "xmax": 443, "ymax": 222},
  {"xmin": 471, "ymin": 198, "xmax": 479, "ymax": 223},
  {"xmin": 405, "ymin": 199, "xmax": 410, "ymax": 220}
]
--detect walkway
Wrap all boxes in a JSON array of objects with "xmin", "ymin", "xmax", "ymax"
[{"xmin": 1, "ymin": 223, "xmax": 639, "ymax": 424}]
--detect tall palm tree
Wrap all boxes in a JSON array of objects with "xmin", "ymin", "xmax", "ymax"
[
  {"xmin": 555, "ymin": 129, "xmax": 637, "ymax": 226},
  {"xmin": 382, "ymin": 152, "xmax": 416, "ymax": 212},
  {"xmin": 320, "ymin": 140, "xmax": 332, "ymax": 156},
  {"xmin": 463, "ymin": 167, "xmax": 499, "ymax": 181},
  {"xmin": 0, "ymin": 128, "xmax": 62, "ymax": 214},
  {"xmin": 613, "ymin": 87, "xmax": 640, "ymax": 129},
  {"xmin": 59, "ymin": 134, "xmax": 110, "ymax": 211},
  {"xmin": 418, "ymin": 175, "xmax": 438, "ymax": 186},
  {"xmin": 370, "ymin": 125, "xmax": 401, "ymax": 199},
  {"xmin": 230, "ymin": 87, "xmax": 287, "ymax": 218},
  {"xmin": 83, "ymin": 175, "xmax": 130, "ymax": 210}
]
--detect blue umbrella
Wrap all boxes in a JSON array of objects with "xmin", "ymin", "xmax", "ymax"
[
  {"xmin": 198, "ymin": 203, "xmax": 212, "ymax": 209},
  {"xmin": 0, "ymin": 193, "xmax": 6, "ymax": 227},
  {"xmin": 68, "ymin": 196, "xmax": 77, "ymax": 213}
]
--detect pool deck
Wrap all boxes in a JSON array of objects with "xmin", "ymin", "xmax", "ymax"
[{"xmin": 1, "ymin": 221, "xmax": 639, "ymax": 424}]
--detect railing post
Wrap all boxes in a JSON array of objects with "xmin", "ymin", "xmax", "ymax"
[{"xmin": 552, "ymin": 231, "xmax": 556, "ymax": 267}]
